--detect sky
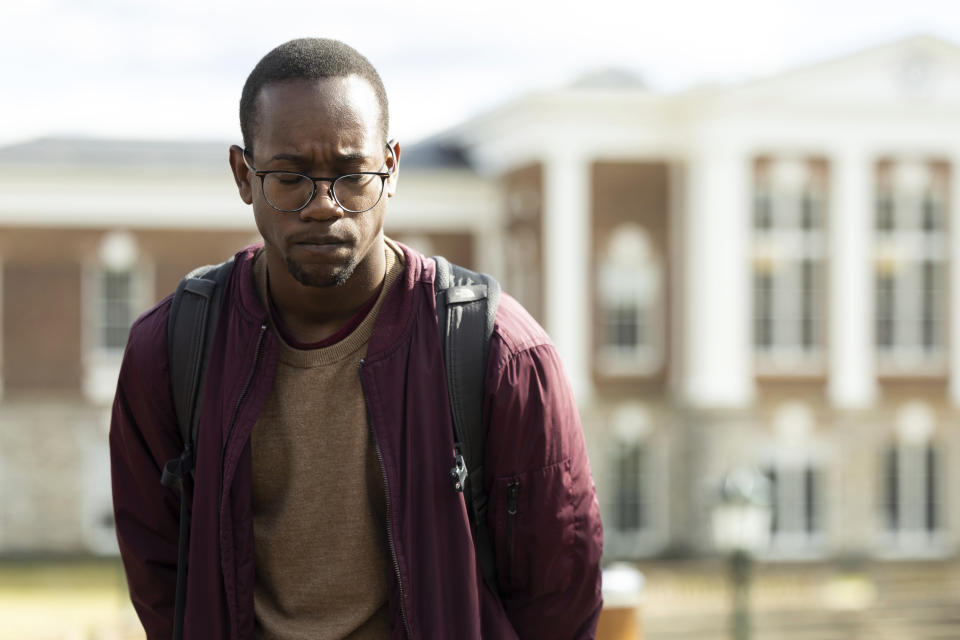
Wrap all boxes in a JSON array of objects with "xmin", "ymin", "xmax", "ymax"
[{"xmin": 1, "ymin": 0, "xmax": 958, "ymax": 148}]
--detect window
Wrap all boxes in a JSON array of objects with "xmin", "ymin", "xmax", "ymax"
[
  {"xmin": 613, "ymin": 441, "xmax": 647, "ymax": 532},
  {"xmin": 762, "ymin": 402, "xmax": 825, "ymax": 556},
  {"xmin": 752, "ymin": 158, "xmax": 827, "ymax": 373},
  {"xmin": 604, "ymin": 404, "xmax": 666, "ymax": 557},
  {"xmin": 883, "ymin": 444, "xmax": 939, "ymax": 535},
  {"xmin": 875, "ymin": 160, "xmax": 949, "ymax": 373},
  {"xmin": 99, "ymin": 270, "xmax": 135, "ymax": 351},
  {"xmin": 597, "ymin": 225, "xmax": 663, "ymax": 376},
  {"xmin": 765, "ymin": 465, "xmax": 821, "ymax": 540},
  {"xmin": 881, "ymin": 402, "xmax": 945, "ymax": 554},
  {"xmin": 84, "ymin": 232, "xmax": 151, "ymax": 404}
]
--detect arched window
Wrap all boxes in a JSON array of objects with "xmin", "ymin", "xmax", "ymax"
[
  {"xmin": 597, "ymin": 224, "xmax": 663, "ymax": 376},
  {"xmin": 881, "ymin": 401, "xmax": 945, "ymax": 554},
  {"xmin": 94, "ymin": 231, "xmax": 141, "ymax": 353},
  {"xmin": 762, "ymin": 402, "xmax": 825, "ymax": 556},
  {"xmin": 84, "ymin": 231, "xmax": 151, "ymax": 404},
  {"xmin": 604, "ymin": 403, "xmax": 667, "ymax": 557}
]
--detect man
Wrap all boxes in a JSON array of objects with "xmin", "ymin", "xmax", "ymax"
[{"xmin": 110, "ymin": 38, "xmax": 603, "ymax": 639}]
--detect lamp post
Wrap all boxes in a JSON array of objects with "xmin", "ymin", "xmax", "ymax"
[{"xmin": 711, "ymin": 468, "xmax": 773, "ymax": 640}]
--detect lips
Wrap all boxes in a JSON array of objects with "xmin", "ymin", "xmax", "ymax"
[
  {"xmin": 288, "ymin": 233, "xmax": 351, "ymax": 258},
  {"xmin": 289, "ymin": 232, "xmax": 349, "ymax": 246}
]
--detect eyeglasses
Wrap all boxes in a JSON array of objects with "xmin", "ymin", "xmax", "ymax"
[{"xmin": 241, "ymin": 146, "xmax": 393, "ymax": 214}]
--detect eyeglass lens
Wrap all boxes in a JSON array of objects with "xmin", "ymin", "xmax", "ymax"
[{"xmin": 262, "ymin": 173, "xmax": 384, "ymax": 213}]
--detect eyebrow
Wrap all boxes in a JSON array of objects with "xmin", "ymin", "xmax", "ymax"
[{"xmin": 269, "ymin": 151, "xmax": 370, "ymax": 163}]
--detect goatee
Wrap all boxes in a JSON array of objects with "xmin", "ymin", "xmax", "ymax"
[{"xmin": 285, "ymin": 256, "xmax": 357, "ymax": 288}]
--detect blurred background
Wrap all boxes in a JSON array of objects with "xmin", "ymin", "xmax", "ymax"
[{"xmin": 2, "ymin": 1, "xmax": 960, "ymax": 638}]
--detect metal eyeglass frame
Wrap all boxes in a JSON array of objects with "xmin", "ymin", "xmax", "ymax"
[{"xmin": 241, "ymin": 144, "xmax": 395, "ymax": 214}]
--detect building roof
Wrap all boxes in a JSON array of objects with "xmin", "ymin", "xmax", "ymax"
[
  {"xmin": 0, "ymin": 136, "xmax": 230, "ymax": 169},
  {"xmin": 399, "ymin": 139, "xmax": 474, "ymax": 171},
  {"xmin": 0, "ymin": 135, "xmax": 477, "ymax": 173}
]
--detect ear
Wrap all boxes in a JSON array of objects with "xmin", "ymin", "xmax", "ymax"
[
  {"xmin": 385, "ymin": 139, "xmax": 401, "ymax": 198},
  {"xmin": 228, "ymin": 145, "xmax": 254, "ymax": 205}
]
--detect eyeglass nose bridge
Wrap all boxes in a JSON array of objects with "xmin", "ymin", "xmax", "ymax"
[{"xmin": 301, "ymin": 176, "xmax": 341, "ymax": 212}]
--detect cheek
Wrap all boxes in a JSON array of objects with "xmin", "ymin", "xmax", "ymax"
[
  {"xmin": 253, "ymin": 205, "xmax": 283, "ymax": 244},
  {"xmin": 361, "ymin": 207, "xmax": 387, "ymax": 239}
]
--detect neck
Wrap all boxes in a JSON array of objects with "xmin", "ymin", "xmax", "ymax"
[{"xmin": 265, "ymin": 239, "xmax": 387, "ymax": 343}]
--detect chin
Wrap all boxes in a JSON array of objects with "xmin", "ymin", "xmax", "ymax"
[{"xmin": 285, "ymin": 256, "xmax": 357, "ymax": 288}]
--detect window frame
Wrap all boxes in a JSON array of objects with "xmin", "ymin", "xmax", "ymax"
[
  {"xmin": 874, "ymin": 159, "xmax": 950, "ymax": 376},
  {"xmin": 82, "ymin": 236, "xmax": 153, "ymax": 405},
  {"xmin": 752, "ymin": 157, "xmax": 829, "ymax": 376},
  {"xmin": 595, "ymin": 224, "xmax": 665, "ymax": 377}
]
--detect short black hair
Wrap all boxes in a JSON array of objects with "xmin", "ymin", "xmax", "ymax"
[{"xmin": 239, "ymin": 38, "xmax": 389, "ymax": 150}]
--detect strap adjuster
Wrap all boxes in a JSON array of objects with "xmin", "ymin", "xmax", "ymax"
[{"xmin": 161, "ymin": 446, "xmax": 195, "ymax": 489}]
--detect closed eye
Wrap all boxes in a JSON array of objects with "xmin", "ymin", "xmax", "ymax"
[{"xmin": 273, "ymin": 172, "xmax": 307, "ymax": 185}]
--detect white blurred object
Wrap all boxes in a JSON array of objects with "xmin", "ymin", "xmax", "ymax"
[
  {"xmin": 601, "ymin": 562, "xmax": 645, "ymax": 608},
  {"xmin": 98, "ymin": 230, "xmax": 138, "ymax": 271}
]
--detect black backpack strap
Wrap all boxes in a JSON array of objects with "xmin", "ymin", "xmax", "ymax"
[
  {"xmin": 161, "ymin": 257, "xmax": 234, "ymax": 487},
  {"xmin": 160, "ymin": 257, "xmax": 234, "ymax": 640},
  {"xmin": 432, "ymin": 255, "xmax": 501, "ymax": 598}
]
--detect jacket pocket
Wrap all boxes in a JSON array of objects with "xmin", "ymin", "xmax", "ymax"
[{"xmin": 492, "ymin": 459, "xmax": 577, "ymax": 597}]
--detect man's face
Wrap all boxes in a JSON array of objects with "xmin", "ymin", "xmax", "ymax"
[{"xmin": 230, "ymin": 75, "xmax": 398, "ymax": 288}]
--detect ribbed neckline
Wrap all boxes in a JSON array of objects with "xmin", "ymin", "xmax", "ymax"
[{"xmin": 253, "ymin": 240, "xmax": 405, "ymax": 368}]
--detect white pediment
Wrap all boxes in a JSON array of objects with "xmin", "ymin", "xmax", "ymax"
[{"xmin": 716, "ymin": 35, "xmax": 960, "ymax": 110}]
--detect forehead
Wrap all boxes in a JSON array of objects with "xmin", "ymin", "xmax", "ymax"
[{"xmin": 253, "ymin": 76, "xmax": 382, "ymax": 157}]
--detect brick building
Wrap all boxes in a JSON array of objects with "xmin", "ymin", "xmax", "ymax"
[{"xmin": 2, "ymin": 33, "xmax": 960, "ymax": 636}]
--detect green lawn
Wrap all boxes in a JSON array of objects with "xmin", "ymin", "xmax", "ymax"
[{"xmin": 0, "ymin": 558, "xmax": 142, "ymax": 640}]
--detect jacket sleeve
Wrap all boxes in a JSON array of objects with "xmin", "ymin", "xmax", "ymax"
[
  {"xmin": 109, "ymin": 300, "xmax": 182, "ymax": 639},
  {"xmin": 484, "ymin": 335, "xmax": 604, "ymax": 640}
]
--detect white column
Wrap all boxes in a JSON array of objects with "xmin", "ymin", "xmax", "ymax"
[
  {"xmin": 950, "ymin": 152, "xmax": 960, "ymax": 405},
  {"xmin": 542, "ymin": 151, "xmax": 592, "ymax": 404},
  {"xmin": 829, "ymin": 148, "xmax": 877, "ymax": 408},
  {"xmin": 683, "ymin": 147, "xmax": 753, "ymax": 408}
]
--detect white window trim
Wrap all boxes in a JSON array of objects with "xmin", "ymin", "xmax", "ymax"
[
  {"xmin": 874, "ymin": 161, "xmax": 949, "ymax": 376},
  {"xmin": 875, "ymin": 443, "xmax": 951, "ymax": 558},
  {"xmin": 82, "ymin": 234, "xmax": 153, "ymax": 406},
  {"xmin": 874, "ymin": 402, "xmax": 952, "ymax": 558},
  {"xmin": 596, "ymin": 225, "xmax": 665, "ymax": 378},
  {"xmin": 752, "ymin": 159, "xmax": 828, "ymax": 375},
  {"xmin": 755, "ymin": 402, "xmax": 828, "ymax": 560},
  {"xmin": 762, "ymin": 462, "xmax": 827, "ymax": 560},
  {"xmin": 603, "ymin": 404, "xmax": 670, "ymax": 558}
]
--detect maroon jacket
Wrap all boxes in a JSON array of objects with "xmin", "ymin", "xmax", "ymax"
[{"xmin": 110, "ymin": 243, "xmax": 603, "ymax": 639}]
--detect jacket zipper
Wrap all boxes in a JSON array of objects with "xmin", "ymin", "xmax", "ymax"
[
  {"xmin": 218, "ymin": 323, "xmax": 267, "ymax": 507},
  {"xmin": 506, "ymin": 480, "xmax": 520, "ymax": 585},
  {"xmin": 360, "ymin": 358, "xmax": 412, "ymax": 639}
]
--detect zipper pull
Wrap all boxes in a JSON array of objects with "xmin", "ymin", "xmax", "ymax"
[
  {"xmin": 450, "ymin": 447, "xmax": 468, "ymax": 493},
  {"xmin": 507, "ymin": 481, "xmax": 520, "ymax": 515}
]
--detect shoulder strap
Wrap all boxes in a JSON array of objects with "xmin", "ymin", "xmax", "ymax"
[
  {"xmin": 161, "ymin": 257, "xmax": 234, "ymax": 487},
  {"xmin": 432, "ymin": 255, "xmax": 501, "ymax": 598},
  {"xmin": 160, "ymin": 256, "xmax": 234, "ymax": 640}
]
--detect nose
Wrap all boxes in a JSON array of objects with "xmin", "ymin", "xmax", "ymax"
[{"xmin": 298, "ymin": 179, "xmax": 343, "ymax": 222}]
